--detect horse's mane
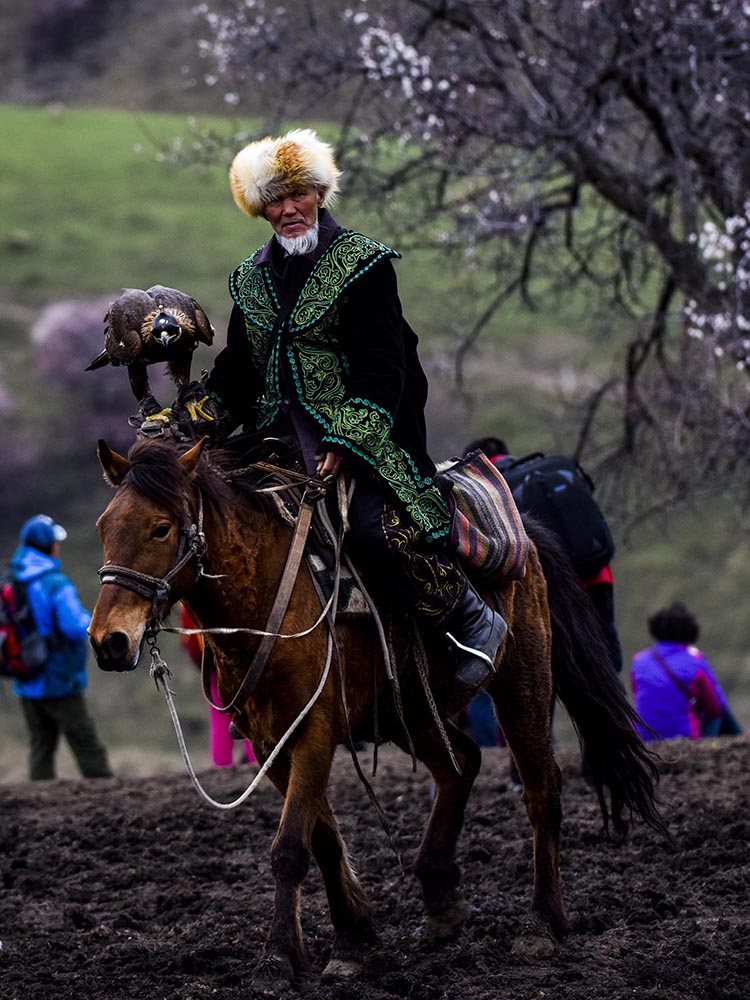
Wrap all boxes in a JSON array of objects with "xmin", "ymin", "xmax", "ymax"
[{"xmin": 124, "ymin": 438, "xmax": 264, "ymax": 518}]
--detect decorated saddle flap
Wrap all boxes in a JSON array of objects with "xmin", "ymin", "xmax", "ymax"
[{"xmin": 435, "ymin": 450, "xmax": 529, "ymax": 584}]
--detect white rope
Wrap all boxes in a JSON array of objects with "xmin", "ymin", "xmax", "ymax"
[
  {"xmin": 150, "ymin": 633, "xmax": 333, "ymax": 810},
  {"xmin": 161, "ymin": 586, "xmax": 336, "ymax": 643}
]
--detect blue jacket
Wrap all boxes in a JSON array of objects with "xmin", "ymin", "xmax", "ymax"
[{"xmin": 10, "ymin": 546, "xmax": 91, "ymax": 699}]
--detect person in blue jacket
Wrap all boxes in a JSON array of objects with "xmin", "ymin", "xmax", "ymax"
[{"xmin": 10, "ymin": 514, "xmax": 113, "ymax": 780}]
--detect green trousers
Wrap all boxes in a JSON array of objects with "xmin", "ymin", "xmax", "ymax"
[{"xmin": 20, "ymin": 693, "xmax": 113, "ymax": 781}]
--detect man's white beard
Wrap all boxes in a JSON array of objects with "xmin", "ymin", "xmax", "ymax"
[{"xmin": 276, "ymin": 221, "xmax": 320, "ymax": 256}]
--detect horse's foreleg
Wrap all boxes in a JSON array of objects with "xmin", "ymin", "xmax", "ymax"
[
  {"xmin": 488, "ymin": 662, "xmax": 568, "ymax": 954},
  {"xmin": 312, "ymin": 798, "xmax": 377, "ymax": 979},
  {"xmin": 235, "ymin": 744, "xmax": 311, "ymax": 992},
  {"xmin": 251, "ymin": 726, "xmax": 338, "ymax": 991},
  {"xmin": 401, "ymin": 721, "xmax": 481, "ymax": 943}
]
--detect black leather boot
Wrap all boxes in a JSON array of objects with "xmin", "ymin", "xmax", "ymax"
[{"xmin": 445, "ymin": 586, "xmax": 508, "ymax": 692}]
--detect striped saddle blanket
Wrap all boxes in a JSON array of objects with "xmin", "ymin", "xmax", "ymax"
[{"xmin": 436, "ymin": 450, "xmax": 529, "ymax": 585}]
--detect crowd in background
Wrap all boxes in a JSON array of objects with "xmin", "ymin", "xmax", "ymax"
[{"xmin": 459, "ymin": 438, "xmax": 744, "ymax": 768}]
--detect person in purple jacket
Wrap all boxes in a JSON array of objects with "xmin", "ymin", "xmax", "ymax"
[{"xmin": 630, "ymin": 602, "xmax": 740, "ymax": 742}]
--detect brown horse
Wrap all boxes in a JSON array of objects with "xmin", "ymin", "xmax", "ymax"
[{"xmin": 89, "ymin": 436, "xmax": 663, "ymax": 990}]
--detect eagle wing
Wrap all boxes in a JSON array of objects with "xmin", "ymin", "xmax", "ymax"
[{"xmin": 99, "ymin": 288, "xmax": 155, "ymax": 366}]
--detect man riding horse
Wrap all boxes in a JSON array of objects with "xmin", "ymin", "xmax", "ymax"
[{"xmin": 172, "ymin": 127, "xmax": 507, "ymax": 693}]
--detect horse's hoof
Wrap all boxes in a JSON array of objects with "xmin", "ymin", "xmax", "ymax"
[
  {"xmin": 251, "ymin": 954, "xmax": 295, "ymax": 996},
  {"xmin": 321, "ymin": 957, "xmax": 365, "ymax": 980},
  {"xmin": 511, "ymin": 933, "xmax": 556, "ymax": 959},
  {"xmin": 510, "ymin": 914, "xmax": 559, "ymax": 958},
  {"xmin": 425, "ymin": 896, "xmax": 469, "ymax": 944}
]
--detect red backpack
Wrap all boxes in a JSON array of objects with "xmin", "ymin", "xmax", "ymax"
[{"xmin": 0, "ymin": 578, "xmax": 49, "ymax": 680}]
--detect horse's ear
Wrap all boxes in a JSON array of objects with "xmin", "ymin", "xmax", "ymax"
[
  {"xmin": 97, "ymin": 439, "xmax": 130, "ymax": 487},
  {"xmin": 179, "ymin": 436, "xmax": 209, "ymax": 478}
]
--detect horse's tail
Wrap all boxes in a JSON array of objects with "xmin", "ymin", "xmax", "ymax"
[{"xmin": 526, "ymin": 516, "xmax": 666, "ymax": 840}]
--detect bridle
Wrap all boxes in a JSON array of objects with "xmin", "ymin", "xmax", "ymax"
[
  {"xmin": 95, "ymin": 462, "xmax": 331, "ymax": 673},
  {"xmin": 97, "ymin": 489, "xmax": 209, "ymax": 633}
]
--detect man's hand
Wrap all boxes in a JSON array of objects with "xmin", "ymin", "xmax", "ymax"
[{"xmin": 316, "ymin": 451, "xmax": 344, "ymax": 478}]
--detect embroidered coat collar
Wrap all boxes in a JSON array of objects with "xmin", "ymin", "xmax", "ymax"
[{"xmin": 253, "ymin": 208, "xmax": 341, "ymax": 267}]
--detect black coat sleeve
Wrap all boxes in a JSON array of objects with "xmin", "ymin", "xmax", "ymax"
[{"xmin": 205, "ymin": 304, "xmax": 263, "ymax": 435}]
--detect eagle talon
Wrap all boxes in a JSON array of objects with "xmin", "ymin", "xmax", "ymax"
[
  {"xmin": 144, "ymin": 407, "xmax": 176, "ymax": 423},
  {"xmin": 185, "ymin": 395, "xmax": 215, "ymax": 423},
  {"xmin": 131, "ymin": 406, "xmax": 179, "ymax": 439}
]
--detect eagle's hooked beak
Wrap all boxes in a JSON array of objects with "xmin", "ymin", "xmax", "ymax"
[{"xmin": 151, "ymin": 310, "xmax": 181, "ymax": 346}]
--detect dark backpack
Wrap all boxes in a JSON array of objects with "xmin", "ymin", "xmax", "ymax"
[
  {"xmin": 493, "ymin": 452, "xmax": 616, "ymax": 579},
  {"xmin": 0, "ymin": 577, "xmax": 49, "ymax": 680}
]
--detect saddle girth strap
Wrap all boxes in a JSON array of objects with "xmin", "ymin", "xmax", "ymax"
[{"xmin": 201, "ymin": 488, "xmax": 319, "ymax": 713}]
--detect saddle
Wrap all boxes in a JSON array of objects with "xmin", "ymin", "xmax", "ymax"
[
  {"xmin": 226, "ymin": 438, "xmax": 530, "ymax": 618},
  {"xmin": 435, "ymin": 449, "xmax": 529, "ymax": 585}
]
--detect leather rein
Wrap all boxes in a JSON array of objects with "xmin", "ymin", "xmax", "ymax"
[{"xmin": 200, "ymin": 476, "xmax": 326, "ymax": 715}]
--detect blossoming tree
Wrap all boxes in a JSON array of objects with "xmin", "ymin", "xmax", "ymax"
[{"xmin": 190, "ymin": 0, "xmax": 750, "ymax": 508}]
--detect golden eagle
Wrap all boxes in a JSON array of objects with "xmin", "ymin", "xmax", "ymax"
[{"xmin": 85, "ymin": 285, "xmax": 215, "ymax": 406}]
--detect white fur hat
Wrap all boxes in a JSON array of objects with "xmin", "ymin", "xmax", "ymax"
[{"xmin": 229, "ymin": 128, "xmax": 342, "ymax": 218}]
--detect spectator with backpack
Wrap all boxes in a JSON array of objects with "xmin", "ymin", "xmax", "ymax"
[
  {"xmin": 4, "ymin": 514, "xmax": 113, "ymax": 780},
  {"xmin": 465, "ymin": 437, "xmax": 622, "ymax": 673},
  {"xmin": 631, "ymin": 602, "xmax": 742, "ymax": 742},
  {"xmin": 460, "ymin": 437, "xmax": 622, "ymax": 789}
]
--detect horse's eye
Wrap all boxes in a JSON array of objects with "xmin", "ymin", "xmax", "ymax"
[{"xmin": 153, "ymin": 524, "xmax": 171, "ymax": 540}]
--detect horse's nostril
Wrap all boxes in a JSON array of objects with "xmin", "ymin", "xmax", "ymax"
[{"xmin": 102, "ymin": 631, "xmax": 131, "ymax": 659}]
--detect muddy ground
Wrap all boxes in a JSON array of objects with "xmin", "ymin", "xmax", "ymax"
[{"xmin": 1, "ymin": 738, "xmax": 748, "ymax": 1000}]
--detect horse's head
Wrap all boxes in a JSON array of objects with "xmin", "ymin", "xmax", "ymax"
[{"xmin": 89, "ymin": 436, "xmax": 208, "ymax": 672}]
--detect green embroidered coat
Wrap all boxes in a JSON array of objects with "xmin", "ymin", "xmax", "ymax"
[{"xmin": 206, "ymin": 210, "xmax": 451, "ymax": 541}]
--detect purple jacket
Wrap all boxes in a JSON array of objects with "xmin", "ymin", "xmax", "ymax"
[{"xmin": 630, "ymin": 642, "xmax": 724, "ymax": 741}]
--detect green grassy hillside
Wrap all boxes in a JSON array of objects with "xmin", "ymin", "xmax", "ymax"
[
  {"xmin": 0, "ymin": 104, "xmax": 747, "ymax": 780},
  {"xmin": 0, "ymin": 105, "xmax": 261, "ymax": 310}
]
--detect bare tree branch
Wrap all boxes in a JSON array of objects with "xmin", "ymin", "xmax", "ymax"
[{"xmin": 186, "ymin": 0, "xmax": 750, "ymax": 513}]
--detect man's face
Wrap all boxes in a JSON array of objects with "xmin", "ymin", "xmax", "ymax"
[{"xmin": 263, "ymin": 187, "xmax": 323, "ymax": 239}]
